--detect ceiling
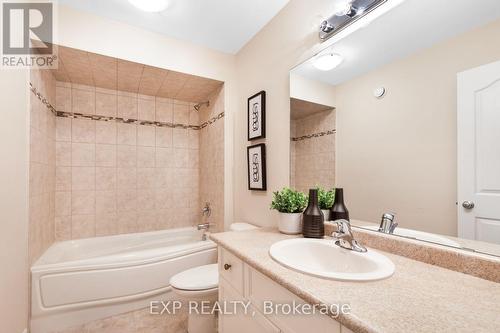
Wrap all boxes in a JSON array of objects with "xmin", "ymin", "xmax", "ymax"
[
  {"xmin": 52, "ymin": 45, "xmax": 223, "ymax": 103},
  {"xmin": 293, "ymin": 0, "xmax": 500, "ymax": 86},
  {"xmin": 290, "ymin": 98, "xmax": 333, "ymax": 120},
  {"xmin": 58, "ymin": 0, "xmax": 289, "ymax": 54}
]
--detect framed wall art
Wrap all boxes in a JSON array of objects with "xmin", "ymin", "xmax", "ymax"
[
  {"xmin": 247, "ymin": 143, "xmax": 267, "ymax": 191},
  {"xmin": 247, "ymin": 90, "xmax": 266, "ymax": 140}
]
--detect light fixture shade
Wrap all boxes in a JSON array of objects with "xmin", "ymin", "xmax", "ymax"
[
  {"xmin": 335, "ymin": 1, "xmax": 354, "ymax": 16},
  {"xmin": 128, "ymin": 0, "xmax": 169, "ymax": 13},
  {"xmin": 313, "ymin": 53, "xmax": 344, "ymax": 71}
]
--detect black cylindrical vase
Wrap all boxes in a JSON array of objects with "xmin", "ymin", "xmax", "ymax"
[
  {"xmin": 302, "ymin": 189, "xmax": 324, "ymax": 238},
  {"xmin": 330, "ymin": 188, "xmax": 349, "ymax": 221}
]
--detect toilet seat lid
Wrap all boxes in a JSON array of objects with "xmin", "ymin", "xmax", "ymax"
[{"xmin": 170, "ymin": 264, "xmax": 218, "ymax": 291}]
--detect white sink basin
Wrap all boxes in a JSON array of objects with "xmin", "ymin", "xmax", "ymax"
[
  {"xmin": 269, "ymin": 238, "xmax": 395, "ymax": 282},
  {"xmin": 361, "ymin": 226, "xmax": 461, "ymax": 248}
]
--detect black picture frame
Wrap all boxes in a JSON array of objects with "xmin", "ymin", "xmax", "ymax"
[
  {"xmin": 247, "ymin": 90, "xmax": 266, "ymax": 141},
  {"xmin": 247, "ymin": 143, "xmax": 267, "ymax": 191}
]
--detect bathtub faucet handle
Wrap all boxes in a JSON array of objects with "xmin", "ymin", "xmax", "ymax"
[
  {"xmin": 197, "ymin": 222, "xmax": 215, "ymax": 241},
  {"xmin": 202, "ymin": 202, "xmax": 211, "ymax": 217}
]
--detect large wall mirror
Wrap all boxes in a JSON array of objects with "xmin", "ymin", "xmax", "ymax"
[{"xmin": 289, "ymin": 0, "xmax": 500, "ymax": 257}]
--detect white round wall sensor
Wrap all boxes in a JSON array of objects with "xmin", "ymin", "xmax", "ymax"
[{"xmin": 373, "ymin": 87, "xmax": 386, "ymax": 98}]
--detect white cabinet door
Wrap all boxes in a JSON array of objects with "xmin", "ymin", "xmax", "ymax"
[
  {"xmin": 246, "ymin": 267, "xmax": 341, "ymax": 333},
  {"xmin": 458, "ymin": 60, "xmax": 500, "ymax": 244},
  {"xmin": 219, "ymin": 277, "xmax": 280, "ymax": 333}
]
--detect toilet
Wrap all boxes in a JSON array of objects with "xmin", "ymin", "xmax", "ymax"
[{"xmin": 170, "ymin": 222, "xmax": 258, "ymax": 333}]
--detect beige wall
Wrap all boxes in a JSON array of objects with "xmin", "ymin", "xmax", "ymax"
[
  {"xmin": 290, "ymin": 73, "xmax": 337, "ymax": 107},
  {"xmin": 55, "ymin": 4, "xmax": 236, "ymax": 229},
  {"xmin": 0, "ymin": 69, "xmax": 30, "ymax": 333},
  {"xmin": 234, "ymin": 0, "xmax": 334, "ymax": 226},
  {"xmin": 336, "ymin": 19, "xmax": 500, "ymax": 236}
]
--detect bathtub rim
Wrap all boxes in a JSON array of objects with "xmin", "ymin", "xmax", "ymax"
[{"xmin": 32, "ymin": 227, "xmax": 214, "ymax": 272}]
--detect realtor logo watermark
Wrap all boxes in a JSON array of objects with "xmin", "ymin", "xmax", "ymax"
[
  {"xmin": 151, "ymin": 300, "xmax": 351, "ymax": 318},
  {"xmin": 1, "ymin": 1, "xmax": 57, "ymax": 68}
]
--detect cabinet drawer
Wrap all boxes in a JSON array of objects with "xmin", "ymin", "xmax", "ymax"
[
  {"xmin": 219, "ymin": 247, "xmax": 245, "ymax": 296},
  {"xmin": 219, "ymin": 277, "xmax": 280, "ymax": 333},
  {"xmin": 247, "ymin": 267, "xmax": 341, "ymax": 333}
]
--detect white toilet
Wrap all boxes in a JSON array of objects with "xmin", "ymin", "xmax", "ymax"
[{"xmin": 170, "ymin": 222, "xmax": 258, "ymax": 333}]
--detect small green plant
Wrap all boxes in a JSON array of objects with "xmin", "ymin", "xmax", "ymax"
[
  {"xmin": 270, "ymin": 188, "xmax": 308, "ymax": 213},
  {"xmin": 317, "ymin": 187, "xmax": 335, "ymax": 210}
]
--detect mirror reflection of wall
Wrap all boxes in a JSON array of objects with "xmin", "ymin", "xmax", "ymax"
[
  {"xmin": 289, "ymin": 1, "xmax": 500, "ymax": 257},
  {"xmin": 290, "ymin": 98, "xmax": 335, "ymax": 193},
  {"xmin": 289, "ymin": 73, "xmax": 337, "ymax": 194}
]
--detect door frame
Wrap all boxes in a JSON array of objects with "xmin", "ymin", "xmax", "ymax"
[{"xmin": 457, "ymin": 60, "xmax": 500, "ymax": 239}]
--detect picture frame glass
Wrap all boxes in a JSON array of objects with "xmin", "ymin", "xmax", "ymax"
[
  {"xmin": 248, "ymin": 92, "xmax": 265, "ymax": 140},
  {"xmin": 248, "ymin": 145, "xmax": 265, "ymax": 190}
]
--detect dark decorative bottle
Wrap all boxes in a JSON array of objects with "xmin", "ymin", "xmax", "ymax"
[
  {"xmin": 302, "ymin": 189, "xmax": 325, "ymax": 238},
  {"xmin": 330, "ymin": 188, "xmax": 349, "ymax": 221}
]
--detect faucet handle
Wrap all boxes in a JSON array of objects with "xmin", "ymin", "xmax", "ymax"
[
  {"xmin": 335, "ymin": 219, "xmax": 352, "ymax": 234},
  {"xmin": 332, "ymin": 219, "xmax": 367, "ymax": 253},
  {"xmin": 331, "ymin": 219, "xmax": 352, "ymax": 240}
]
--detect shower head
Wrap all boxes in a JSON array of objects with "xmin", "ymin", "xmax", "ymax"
[{"xmin": 193, "ymin": 101, "xmax": 210, "ymax": 111}]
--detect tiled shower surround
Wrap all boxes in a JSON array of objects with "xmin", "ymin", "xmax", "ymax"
[
  {"xmin": 29, "ymin": 69, "xmax": 56, "ymax": 264},
  {"xmin": 291, "ymin": 109, "xmax": 336, "ymax": 193},
  {"xmin": 199, "ymin": 87, "xmax": 224, "ymax": 230},
  {"xmin": 53, "ymin": 82, "xmax": 224, "ymax": 240}
]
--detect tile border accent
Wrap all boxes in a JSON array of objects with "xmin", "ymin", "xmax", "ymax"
[
  {"xmin": 29, "ymin": 82, "xmax": 57, "ymax": 115},
  {"xmin": 291, "ymin": 129, "xmax": 336, "ymax": 142},
  {"xmin": 29, "ymin": 82, "xmax": 224, "ymax": 131}
]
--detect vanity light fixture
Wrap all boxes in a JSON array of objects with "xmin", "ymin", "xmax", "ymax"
[
  {"xmin": 312, "ymin": 53, "xmax": 344, "ymax": 71},
  {"xmin": 320, "ymin": 0, "xmax": 388, "ymax": 42},
  {"xmin": 128, "ymin": 0, "xmax": 169, "ymax": 13}
]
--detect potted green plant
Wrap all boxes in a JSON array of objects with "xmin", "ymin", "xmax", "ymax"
[
  {"xmin": 270, "ymin": 188, "xmax": 308, "ymax": 234},
  {"xmin": 317, "ymin": 187, "xmax": 335, "ymax": 221}
]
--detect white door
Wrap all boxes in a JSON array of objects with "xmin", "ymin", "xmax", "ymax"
[{"xmin": 458, "ymin": 60, "xmax": 500, "ymax": 244}]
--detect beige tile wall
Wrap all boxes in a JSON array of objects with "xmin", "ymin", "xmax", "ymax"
[
  {"xmin": 55, "ymin": 82, "xmax": 202, "ymax": 239},
  {"xmin": 291, "ymin": 110, "xmax": 336, "ymax": 194},
  {"xmin": 199, "ymin": 87, "xmax": 225, "ymax": 232},
  {"xmin": 29, "ymin": 69, "xmax": 56, "ymax": 264}
]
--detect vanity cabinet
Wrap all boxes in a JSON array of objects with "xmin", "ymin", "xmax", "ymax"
[{"xmin": 218, "ymin": 247, "xmax": 353, "ymax": 333}]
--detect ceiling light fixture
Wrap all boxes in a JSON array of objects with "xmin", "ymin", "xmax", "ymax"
[
  {"xmin": 128, "ymin": 0, "xmax": 169, "ymax": 13},
  {"xmin": 312, "ymin": 53, "xmax": 344, "ymax": 71}
]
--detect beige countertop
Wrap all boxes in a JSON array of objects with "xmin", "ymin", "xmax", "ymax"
[{"xmin": 210, "ymin": 228, "xmax": 500, "ymax": 333}]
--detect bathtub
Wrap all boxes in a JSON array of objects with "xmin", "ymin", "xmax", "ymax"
[{"xmin": 31, "ymin": 227, "xmax": 217, "ymax": 333}]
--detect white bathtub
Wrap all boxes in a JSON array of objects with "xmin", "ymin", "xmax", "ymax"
[{"xmin": 31, "ymin": 227, "xmax": 217, "ymax": 333}]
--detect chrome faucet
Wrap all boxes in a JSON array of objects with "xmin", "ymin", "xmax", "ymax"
[
  {"xmin": 197, "ymin": 223, "xmax": 212, "ymax": 241},
  {"xmin": 197, "ymin": 223, "xmax": 210, "ymax": 231},
  {"xmin": 332, "ymin": 219, "xmax": 367, "ymax": 253},
  {"xmin": 378, "ymin": 213, "xmax": 398, "ymax": 234},
  {"xmin": 202, "ymin": 202, "xmax": 211, "ymax": 217}
]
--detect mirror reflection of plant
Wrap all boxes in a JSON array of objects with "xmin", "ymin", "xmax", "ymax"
[
  {"xmin": 270, "ymin": 188, "xmax": 308, "ymax": 213},
  {"xmin": 316, "ymin": 186, "xmax": 336, "ymax": 210}
]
